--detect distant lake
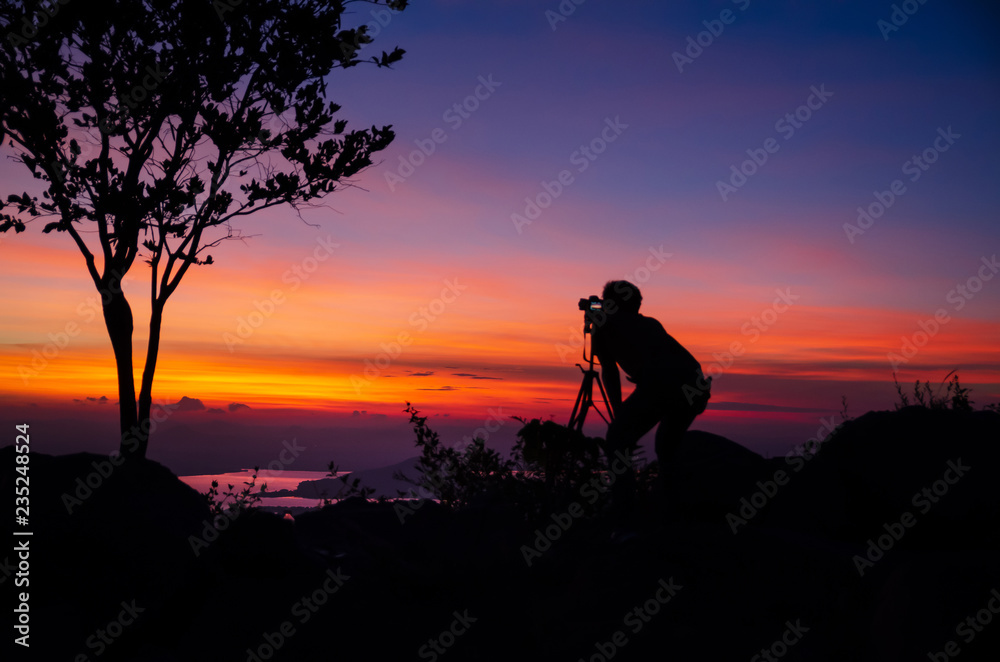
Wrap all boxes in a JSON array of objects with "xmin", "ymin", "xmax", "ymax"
[{"xmin": 179, "ymin": 469, "xmax": 340, "ymax": 509}]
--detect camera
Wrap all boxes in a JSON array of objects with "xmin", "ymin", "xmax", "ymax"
[{"xmin": 577, "ymin": 295, "xmax": 602, "ymax": 311}]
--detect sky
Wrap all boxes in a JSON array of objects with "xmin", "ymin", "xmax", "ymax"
[{"xmin": 1, "ymin": 0, "xmax": 999, "ymax": 474}]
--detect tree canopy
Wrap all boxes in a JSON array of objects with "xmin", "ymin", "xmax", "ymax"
[{"xmin": 0, "ymin": 0, "xmax": 409, "ymax": 457}]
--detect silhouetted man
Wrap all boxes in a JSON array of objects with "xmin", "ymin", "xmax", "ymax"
[{"xmin": 591, "ymin": 280, "xmax": 710, "ymax": 517}]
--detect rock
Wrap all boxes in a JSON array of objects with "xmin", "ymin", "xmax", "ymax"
[{"xmin": 671, "ymin": 429, "xmax": 767, "ymax": 519}]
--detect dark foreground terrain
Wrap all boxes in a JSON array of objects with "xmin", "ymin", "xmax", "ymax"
[{"xmin": 3, "ymin": 406, "xmax": 999, "ymax": 661}]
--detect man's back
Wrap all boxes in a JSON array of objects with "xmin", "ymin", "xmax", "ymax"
[{"xmin": 593, "ymin": 313, "xmax": 701, "ymax": 390}]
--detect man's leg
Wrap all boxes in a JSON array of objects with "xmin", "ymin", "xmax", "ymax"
[
  {"xmin": 605, "ymin": 387, "xmax": 661, "ymax": 519},
  {"xmin": 654, "ymin": 401, "xmax": 699, "ymax": 516},
  {"xmin": 654, "ymin": 403, "xmax": 698, "ymax": 467}
]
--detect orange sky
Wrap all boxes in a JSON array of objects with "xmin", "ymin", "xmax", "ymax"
[
  {"xmin": 3, "ymin": 0, "xmax": 1000, "ymax": 460},
  {"xmin": 2, "ymin": 218, "xmax": 998, "ymax": 428}
]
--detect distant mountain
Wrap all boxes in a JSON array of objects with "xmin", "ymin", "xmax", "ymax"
[{"xmin": 264, "ymin": 456, "xmax": 424, "ymax": 499}]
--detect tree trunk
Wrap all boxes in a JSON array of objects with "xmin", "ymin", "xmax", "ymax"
[
  {"xmin": 136, "ymin": 302, "xmax": 165, "ymax": 460},
  {"xmin": 101, "ymin": 277, "xmax": 140, "ymax": 458}
]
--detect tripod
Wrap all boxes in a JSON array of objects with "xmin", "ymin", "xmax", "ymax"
[{"xmin": 568, "ymin": 307, "xmax": 615, "ymax": 432}]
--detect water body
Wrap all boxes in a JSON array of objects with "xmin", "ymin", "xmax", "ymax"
[{"xmin": 179, "ymin": 468, "xmax": 336, "ymax": 509}]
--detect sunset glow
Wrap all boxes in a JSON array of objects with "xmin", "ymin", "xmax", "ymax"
[{"xmin": 2, "ymin": 0, "xmax": 998, "ymax": 471}]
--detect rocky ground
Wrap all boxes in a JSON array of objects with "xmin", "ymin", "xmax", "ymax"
[{"xmin": 3, "ymin": 406, "xmax": 999, "ymax": 661}]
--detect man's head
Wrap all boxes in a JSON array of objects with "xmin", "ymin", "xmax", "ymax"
[{"xmin": 602, "ymin": 280, "xmax": 642, "ymax": 315}]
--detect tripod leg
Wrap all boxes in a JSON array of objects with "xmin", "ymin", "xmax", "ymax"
[
  {"xmin": 593, "ymin": 370, "xmax": 615, "ymax": 423},
  {"xmin": 569, "ymin": 371, "xmax": 595, "ymax": 431},
  {"xmin": 569, "ymin": 374, "xmax": 586, "ymax": 429},
  {"xmin": 578, "ymin": 369, "xmax": 612, "ymax": 427}
]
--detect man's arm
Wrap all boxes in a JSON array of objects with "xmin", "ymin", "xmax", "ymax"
[
  {"xmin": 592, "ymin": 325, "xmax": 621, "ymax": 416},
  {"xmin": 597, "ymin": 349, "xmax": 622, "ymax": 417}
]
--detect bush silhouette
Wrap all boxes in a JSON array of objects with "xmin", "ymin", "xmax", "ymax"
[
  {"xmin": 393, "ymin": 403, "xmax": 518, "ymax": 510},
  {"xmin": 893, "ymin": 370, "xmax": 978, "ymax": 412}
]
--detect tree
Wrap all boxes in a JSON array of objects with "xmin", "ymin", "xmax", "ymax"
[{"xmin": 0, "ymin": 0, "xmax": 408, "ymax": 458}]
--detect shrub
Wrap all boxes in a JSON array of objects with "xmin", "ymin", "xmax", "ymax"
[
  {"xmin": 205, "ymin": 465, "xmax": 267, "ymax": 516},
  {"xmin": 394, "ymin": 403, "xmax": 518, "ymax": 510},
  {"xmin": 322, "ymin": 461, "xmax": 376, "ymax": 506},
  {"xmin": 393, "ymin": 404, "xmax": 650, "ymax": 522},
  {"xmin": 893, "ymin": 370, "xmax": 975, "ymax": 412},
  {"xmin": 511, "ymin": 417, "xmax": 610, "ymax": 516}
]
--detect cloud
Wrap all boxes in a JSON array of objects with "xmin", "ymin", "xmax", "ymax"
[
  {"xmin": 452, "ymin": 373, "xmax": 502, "ymax": 380},
  {"xmin": 206, "ymin": 407, "xmax": 226, "ymax": 415},
  {"xmin": 416, "ymin": 385, "xmax": 459, "ymax": 391},
  {"xmin": 708, "ymin": 402, "xmax": 828, "ymax": 413},
  {"xmin": 408, "ymin": 371, "xmax": 435, "ymax": 377},
  {"xmin": 228, "ymin": 402, "xmax": 250, "ymax": 412},
  {"xmin": 172, "ymin": 396, "xmax": 206, "ymax": 412},
  {"xmin": 75, "ymin": 395, "xmax": 109, "ymax": 405}
]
